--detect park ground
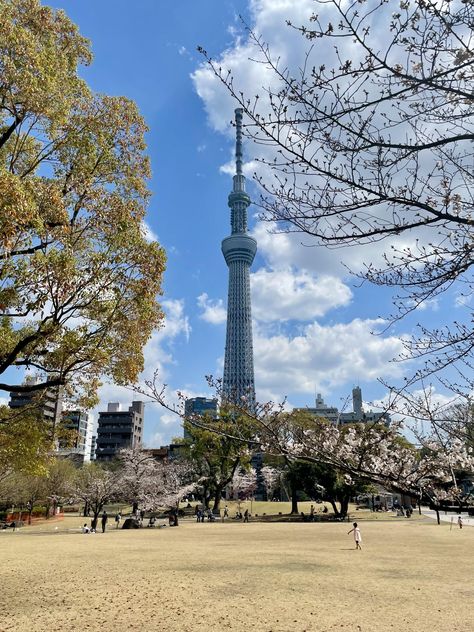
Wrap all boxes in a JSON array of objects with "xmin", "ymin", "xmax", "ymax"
[{"xmin": 0, "ymin": 515, "xmax": 472, "ymax": 632}]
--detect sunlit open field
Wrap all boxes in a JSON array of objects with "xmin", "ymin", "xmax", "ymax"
[{"xmin": 0, "ymin": 518, "xmax": 471, "ymax": 632}]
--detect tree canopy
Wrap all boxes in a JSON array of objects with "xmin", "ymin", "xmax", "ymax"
[
  {"xmin": 0, "ymin": 0, "xmax": 165, "ymax": 405},
  {"xmin": 182, "ymin": 409, "xmax": 253, "ymax": 511}
]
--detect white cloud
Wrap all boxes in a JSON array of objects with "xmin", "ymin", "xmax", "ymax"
[
  {"xmin": 254, "ymin": 318, "xmax": 407, "ymax": 403},
  {"xmin": 197, "ymin": 293, "xmax": 227, "ymax": 325},
  {"xmin": 192, "ymin": 0, "xmax": 319, "ymax": 133},
  {"xmin": 141, "ymin": 220, "xmax": 159, "ymax": 243},
  {"xmin": 251, "ymin": 222, "xmax": 419, "ymax": 280},
  {"xmin": 220, "ymin": 158, "xmax": 258, "ymax": 177},
  {"xmin": 406, "ymin": 298, "xmax": 439, "ymax": 312},
  {"xmin": 251, "ymin": 267, "xmax": 352, "ymax": 321}
]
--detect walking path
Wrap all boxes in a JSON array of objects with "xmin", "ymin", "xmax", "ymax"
[{"xmin": 422, "ymin": 509, "xmax": 474, "ymax": 527}]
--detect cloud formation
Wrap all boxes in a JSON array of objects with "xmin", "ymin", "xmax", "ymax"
[
  {"xmin": 251, "ymin": 267, "xmax": 352, "ymax": 322},
  {"xmin": 254, "ymin": 318, "xmax": 407, "ymax": 403},
  {"xmin": 197, "ymin": 293, "xmax": 227, "ymax": 325}
]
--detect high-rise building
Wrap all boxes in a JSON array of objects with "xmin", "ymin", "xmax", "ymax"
[
  {"xmin": 184, "ymin": 397, "xmax": 218, "ymax": 439},
  {"xmin": 95, "ymin": 401, "xmax": 144, "ymax": 461},
  {"xmin": 58, "ymin": 410, "xmax": 92, "ymax": 463},
  {"xmin": 9, "ymin": 376, "xmax": 63, "ymax": 435},
  {"xmin": 222, "ymin": 109, "xmax": 257, "ymax": 407},
  {"xmin": 184, "ymin": 397, "xmax": 218, "ymax": 418}
]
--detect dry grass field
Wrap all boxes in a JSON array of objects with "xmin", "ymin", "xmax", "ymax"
[{"xmin": 0, "ymin": 518, "xmax": 471, "ymax": 632}]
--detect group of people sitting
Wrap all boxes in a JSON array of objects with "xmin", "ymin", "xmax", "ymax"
[
  {"xmin": 233, "ymin": 509, "xmax": 250, "ymax": 522},
  {"xmin": 195, "ymin": 507, "xmax": 216, "ymax": 522}
]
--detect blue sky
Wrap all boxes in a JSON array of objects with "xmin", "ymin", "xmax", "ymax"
[{"xmin": 39, "ymin": 0, "xmax": 459, "ymax": 446}]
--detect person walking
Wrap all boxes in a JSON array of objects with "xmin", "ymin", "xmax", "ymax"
[
  {"xmin": 243, "ymin": 509, "xmax": 249, "ymax": 523},
  {"xmin": 101, "ymin": 511, "xmax": 108, "ymax": 534},
  {"xmin": 223, "ymin": 505, "xmax": 229, "ymax": 519},
  {"xmin": 458, "ymin": 515, "xmax": 463, "ymax": 529},
  {"xmin": 348, "ymin": 522, "xmax": 362, "ymax": 550},
  {"xmin": 114, "ymin": 512, "xmax": 121, "ymax": 529}
]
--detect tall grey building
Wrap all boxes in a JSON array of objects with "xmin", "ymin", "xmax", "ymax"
[
  {"xmin": 9, "ymin": 376, "xmax": 63, "ymax": 435},
  {"xmin": 222, "ymin": 109, "xmax": 257, "ymax": 407},
  {"xmin": 95, "ymin": 401, "xmax": 144, "ymax": 461}
]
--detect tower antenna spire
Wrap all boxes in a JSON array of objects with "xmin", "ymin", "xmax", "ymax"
[{"xmin": 235, "ymin": 107, "xmax": 243, "ymax": 176}]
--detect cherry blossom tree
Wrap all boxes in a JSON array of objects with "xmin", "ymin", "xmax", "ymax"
[
  {"xmin": 150, "ymin": 460, "xmax": 197, "ymax": 514},
  {"xmin": 117, "ymin": 448, "xmax": 197, "ymax": 519},
  {"xmin": 116, "ymin": 448, "xmax": 159, "ymax": 515},
  {"xmin": 230, "ymin": 467, "xmax": 257, "ymax": 515},
  {"xmin": 71, "ymin": 463, "xmax": 119, "ymax": 529},
  {"xmin": 261, "ymin": 465, "xmax": 281, "ymax": 501}
]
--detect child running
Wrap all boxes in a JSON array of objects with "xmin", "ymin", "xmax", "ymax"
[{"xmin": 348, "ymin": 522, "xmax": 362, "ymax": 550}]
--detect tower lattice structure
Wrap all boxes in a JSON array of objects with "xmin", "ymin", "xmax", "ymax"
[{"xmin": 222, "ymin": 109, "xmax": 257, "ymax": 408}]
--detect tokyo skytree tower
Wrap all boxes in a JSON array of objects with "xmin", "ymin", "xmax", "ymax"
[{"xmin": 221, "ymin": 109, "xmax": 257, "ymax": 408}]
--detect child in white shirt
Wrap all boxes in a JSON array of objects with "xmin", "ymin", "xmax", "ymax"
[{"xmin": 348, "ymin": 522, "xmax": 362, "ymax": 549}]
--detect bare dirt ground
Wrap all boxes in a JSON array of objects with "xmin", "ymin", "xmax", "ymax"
[{"xmin": 0, "ymin": 519, "xmax": 471, "ymax": 632}]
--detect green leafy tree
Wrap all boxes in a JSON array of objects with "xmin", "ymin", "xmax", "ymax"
[
  {"xmin": 0, "ymin": 404, "xmax": 52, "ymax": 480},
  {"xmin": 183, "ymin": 410, "xmax": 253, "ymax": 512},
  {"xmin": 0, "ymin": 0, "xmax": 165, "ymax": 405},
  {"xmin": 40, "ymin": 457, "xmax": 76, "ymax": 518},
  {"xmin": 6, "ymin": 470, "xmax": 46, "ymax": 523}
]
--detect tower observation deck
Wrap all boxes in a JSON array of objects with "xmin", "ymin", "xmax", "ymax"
[{"xmin": 222, "ymin": 109, "xmax": 257, "ymax": 408}]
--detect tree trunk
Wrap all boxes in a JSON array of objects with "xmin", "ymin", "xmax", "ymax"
[
  {"xmin": 435, "ymin": 507, "xmax": 440, "ymax": 525},
  {"xmin": 91, "ymin": 511, "xmax": 100, "ymax": 531},
  {"xmin": 212, "ymin": 488, "xmax": 222, "ymax": 513},
  {"xmin": 290, "ymin": 482, "xmax": 298, "ymax": 514},
  {"xmin": 339, "ymin": 495, "xmax": 350, "ymax": 519},
  {"xmin": 329, "ymin": 499, "xmax": 339, "ymax": 517}
]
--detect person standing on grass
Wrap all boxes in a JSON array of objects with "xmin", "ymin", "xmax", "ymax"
[
  {"xmin": 115, "ymin": 512, "xmax": 121, "ymax": 529},
  {"xmin": 101, "ymin": 511, "xmax": 108, "ymax": 533},
  {"xmin": 348, "ymin": 522, "xmax": 362, "ymax": 549},
  {"xmin": 458, "ymin": 515, "xmax": 463, "ymax": 529}
]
